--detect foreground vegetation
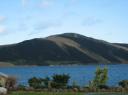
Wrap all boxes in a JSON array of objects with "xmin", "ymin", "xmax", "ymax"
[
  {"xmin": 8, "ymin": 91, "xmax": 128, "ymax": 95},
  {"xmin": 26, "ymin": 67, "xmax": 109, "ymax": 89},
  {"xmin": 87, "ymin": 92, "xmax": 128, "ymax": 95},
  {"xmin": 2, "ymin": 66, "xmax": 128, "ymax": 95},
  {"xmin": 8, "ymin": 91, "xmax": 84, "ymax": 95}
]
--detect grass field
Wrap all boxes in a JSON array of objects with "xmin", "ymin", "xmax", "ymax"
[
  {"xmin": 9, "ymin": 91, "xmax": 84, "ymax": 95},
  {"xmin": 8, "ymin": 91, "xmax": 128, "ymax": 95},
  {"xmin": 87, "ymin": 92, "xmax": 128, "ymax": 95}
]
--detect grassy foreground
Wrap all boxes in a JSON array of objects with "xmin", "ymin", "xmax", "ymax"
[
  {"xmin": 8, "ymin": 91, "xmax": 128, "ymax": 95},
  {"xmin": 88, "ymin": 92, "xmax": 128, "ymax": 95},
  {"xmin": 9, "ymin": 91, "xmax": 84, "ymax": 95}
]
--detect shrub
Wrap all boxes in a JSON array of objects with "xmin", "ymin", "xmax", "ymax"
[
  {"xmin": 98, "ymin": 85, "xmax": 109, "ymax": 89},
  {"xmin": 119, "ymin": 80, "xmax": 128, "ymax": 88},
  {"xmin": 17, "ymin": 84, "xmax": 26, "ymax": 90},
  {"xmin": 0, "ymin": 84, "xmax": 2, "ymax": 87},
  {"xmin": 91, "ymin": 66, "xmax": 108, "ymax": 89},
  {"xmin": 41, "ymin": 77, "xmax": 50, "ymax": 88},
  {"xmin": 28, "ymin": 77, "xmax": 42, "ymax": 89},
  {"xmin": 28, "ymin": 77, "xmax": 50, "ymax": 89},
  {"xmin": 5, "ymin": 76, "xmax": 17, "ymax": 89},
  {"xmin": 51, "ymin": 74, "xmax": 70, "ymax": 88}
]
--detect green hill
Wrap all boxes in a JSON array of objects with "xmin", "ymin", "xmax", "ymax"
[{"xmin": 0, "ymin": 33, "xmax": 128, "ymax": 65}]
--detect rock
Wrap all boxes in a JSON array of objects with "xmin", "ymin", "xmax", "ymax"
[
  {"xmin": 73, "ymin": 88, "xmax": 79, "ymax": 92},
  {"xmin": 0, "ymin": 87, "xmax": 7, "ymax": 95}
]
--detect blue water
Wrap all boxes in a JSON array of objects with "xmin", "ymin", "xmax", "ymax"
[{"xmin": 0, "ymin": 64, "xmax": 128, "ymax": 87}]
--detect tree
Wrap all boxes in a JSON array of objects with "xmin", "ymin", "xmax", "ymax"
[
  {"xmin": 5, "ymin": 76, "xmax": 17, "ymax": 89},
  {"xmin": 41, "ymin": 77, "xmax": 50, "ymax": 88},
  {"xmin": 28, "ymin": 77, "xmax": 42, "ymax": 89},
  {"xmin": 51, "ymin": 74, "xmax": 70, "ymax": 88},
  {"xmin": 28, "ymin": 77, "xmax": 50, "ymax": 89},
  {"xmin": 119, "ymin": 80, "xmax": 128, "ymax": 88},
  {"xmin": 92, "ymin": 66, "xmax": 108, "ymax": 88}
]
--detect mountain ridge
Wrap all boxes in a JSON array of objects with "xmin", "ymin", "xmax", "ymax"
[{"xmin": 0, "ymin": 33, "xmax": 128, "ymax": 65}]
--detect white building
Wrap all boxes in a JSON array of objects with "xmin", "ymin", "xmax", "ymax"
[{"xmin": 0, "ymin": 72, "xmax": 8, "ymax": 87}]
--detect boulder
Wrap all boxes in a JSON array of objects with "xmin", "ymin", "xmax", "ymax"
[{"xmin": 0, "ymin": 87, "xmax": 7, "ymax": 95}]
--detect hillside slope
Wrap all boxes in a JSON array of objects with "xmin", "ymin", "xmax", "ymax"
[{"xmin": 0, "ymin": 33, "xmax": 128, "ymax": 65}]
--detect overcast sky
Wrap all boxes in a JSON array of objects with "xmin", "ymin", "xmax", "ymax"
[{"xmin": 0, "ymin": 0, "xmax": 128, "ymax": 45}]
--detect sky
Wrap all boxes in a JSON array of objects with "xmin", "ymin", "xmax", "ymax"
[{"xmin": 0, "ymin": 0, "xmax": 128, "ymax": 45}]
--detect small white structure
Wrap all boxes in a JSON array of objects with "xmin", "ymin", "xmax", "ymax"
[
  {"xmin": 0, "ymin": 87, "xmax": 7, "ymax": 95},
  {"xmin": 0, "ymin": 72, "xmax": 8, "ymax": 87},
  {"xmin": 0, "ymin": 72, "xmax": 8, "ymax": 94}
]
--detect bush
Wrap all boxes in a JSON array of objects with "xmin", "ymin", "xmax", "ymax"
[
  {"xmin": 5, "ymin": 76, "xmax": 17, "ymax": 89},
  {"xmin": 51, "ymin": 74, "xmax": 70, "ymax": 88},
  {"xmin": 0, "ymin": 84, "xmax": 2, "ymax": 87},
  {"xmin": 119, "ymin": 80, "xmax": 128, "ymax": 88},
  {"xmin": 17, "ymin": 84, "xmax": 26, "ymax": 90},
  {"xmin": 28, "ymin": 77, "xmax": 50, "ymax": 89},
  {"xmin": 98, "ymin": 85, "xmax": 109, "ymax": 89},
  {"xmin": 91, "ymin": 66, "xmax": 108, "ymax": 88},
  {"xmin": 41, "ymin": 77, "xmax": 50, "ymax": 88},
  {"xmin": 28, "ymin": 77, "xmax": 43, "ymax": 89}
]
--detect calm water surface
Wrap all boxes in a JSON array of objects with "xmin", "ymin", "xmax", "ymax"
[{"xmin": 0, "ymin": 64, "xmax": 128, "ymax": 86}]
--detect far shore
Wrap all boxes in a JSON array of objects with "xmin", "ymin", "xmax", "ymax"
[{"xmin": 0, "ymin": 62, "xmax": 126, "ymax": 67}]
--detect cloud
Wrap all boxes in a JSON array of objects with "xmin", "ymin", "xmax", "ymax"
[
  {"xmin": 0, "ymin": 16, "xmax": 6, "ymax": 23},
  {"xmin": 82, "ymin": 17, "xmax": 102, "ymax": 26},
  {"xmin": 0, "ymin": 26, "xmax": 6, "ymax": 33},
  {"xmin": 62, "ymin": 10, "xmax": 79, "ymax": 19},
  {"xmin": 35, "ymin": 21, "xmax": 61, "ymax": 31},
  {"xmin": 40, "ymin": 0, "xmax": 53, "ymax": 8},
  {"xmin": 0, "ymin": 16, "xmax": 7, "ymax": 34},
  {"xmin": 21, "ymin": 0, "xmax": 28, "ymax": 8},
  {"xmin": 70, "ymin": 0, "xmax": 77, "ymax": 3},
  {"xmin": 29, "ymin": 21, "xmax": 61, "ymax": 35}
]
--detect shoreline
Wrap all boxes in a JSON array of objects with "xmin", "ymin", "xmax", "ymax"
[{"xmin": 0, "ymin": 63, "xmax": 125, "ymax": 67}]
